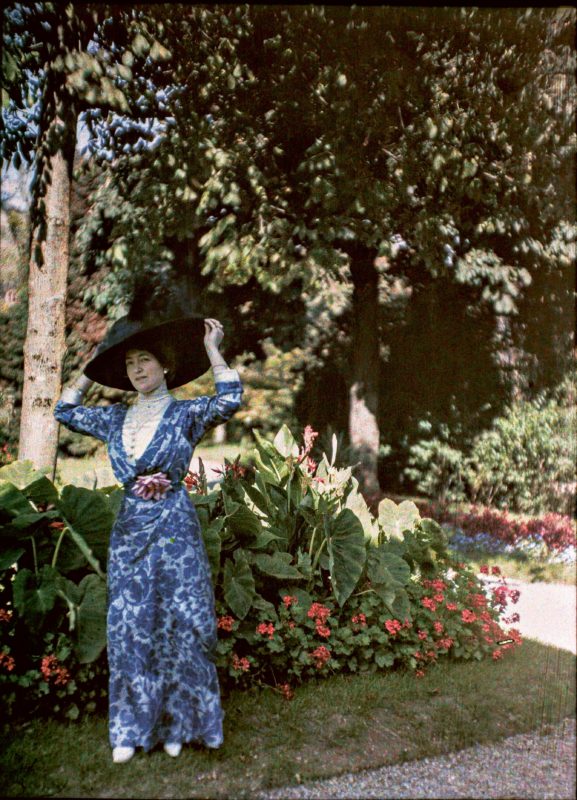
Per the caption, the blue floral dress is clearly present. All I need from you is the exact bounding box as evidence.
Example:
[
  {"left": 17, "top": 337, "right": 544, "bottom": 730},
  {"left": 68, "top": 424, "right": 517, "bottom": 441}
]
[{"left": 54, "top": 375, "right": 243, "bottom": 751}]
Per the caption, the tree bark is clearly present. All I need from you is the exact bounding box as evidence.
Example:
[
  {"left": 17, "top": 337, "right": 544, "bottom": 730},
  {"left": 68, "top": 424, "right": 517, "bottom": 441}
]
[
  {"left": 18, "top": 131, "right": 75, "bottom": 476},
  {"left": 347, "top": 244, "right": 381, "bottom": 497}
]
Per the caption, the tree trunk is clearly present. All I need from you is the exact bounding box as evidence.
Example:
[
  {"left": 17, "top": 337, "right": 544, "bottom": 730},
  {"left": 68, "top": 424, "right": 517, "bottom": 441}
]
[
  {"left": 18, "top": 132, "right": 75, "bottom": 476},
  {"left": 347, "top": 244, "right": 381, "bottom": 497}
]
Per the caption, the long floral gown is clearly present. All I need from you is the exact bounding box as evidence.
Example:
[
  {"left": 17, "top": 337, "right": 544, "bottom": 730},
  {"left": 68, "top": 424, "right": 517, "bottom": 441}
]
[{"left": 54, "top": 374, "right": 243, "bottom": 751}]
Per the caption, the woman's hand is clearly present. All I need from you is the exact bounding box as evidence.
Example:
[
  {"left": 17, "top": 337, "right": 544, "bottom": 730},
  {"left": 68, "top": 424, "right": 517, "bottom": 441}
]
[{"left": 204, "top": 318, "right": 225, "bottom": 351}]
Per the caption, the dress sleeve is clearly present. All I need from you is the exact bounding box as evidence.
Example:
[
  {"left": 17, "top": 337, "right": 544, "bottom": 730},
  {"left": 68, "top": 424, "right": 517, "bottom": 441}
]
[
  {"left": 54, "top": 400, "right": 115, "bottom": 443},
  {"left": 187, "top": 368, "right": 243, "bottom": 443}
]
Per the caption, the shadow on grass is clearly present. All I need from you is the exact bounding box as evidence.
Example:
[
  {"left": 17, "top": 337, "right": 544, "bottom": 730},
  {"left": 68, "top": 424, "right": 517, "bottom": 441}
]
[{"left": 1, "top": 640, "right": 575, "bottom": 799}]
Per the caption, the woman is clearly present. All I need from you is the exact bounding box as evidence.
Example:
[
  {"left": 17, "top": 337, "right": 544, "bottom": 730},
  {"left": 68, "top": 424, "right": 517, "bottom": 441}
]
[{"left": 54, "top": 314, "right": 243, "bottom": 763}]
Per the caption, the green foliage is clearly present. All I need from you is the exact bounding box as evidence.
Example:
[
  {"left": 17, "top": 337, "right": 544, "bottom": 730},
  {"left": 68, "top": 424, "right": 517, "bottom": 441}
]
[
  {"left": 465, "top": 381, "right": 576, "bottom": 515},
  {"left": 0, "top": 460, "right": 119, "bottom": 664},
  {"left": 404, "top": 376, "right": 576, "bottom": 515},
  {"left": 404, "top": 420, "right": 469, "bottom": 503}
]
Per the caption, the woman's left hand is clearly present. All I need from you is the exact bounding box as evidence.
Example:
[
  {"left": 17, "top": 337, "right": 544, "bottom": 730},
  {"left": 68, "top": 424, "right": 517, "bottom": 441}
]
[{"left": 204, "top": 318, "right": 224, "bottom": 351}]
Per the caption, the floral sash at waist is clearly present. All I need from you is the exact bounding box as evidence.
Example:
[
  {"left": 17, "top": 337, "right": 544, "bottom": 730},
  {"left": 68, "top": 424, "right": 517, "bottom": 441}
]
[{"left": 128, "top": 471, "right": 179, "bottom": 501}]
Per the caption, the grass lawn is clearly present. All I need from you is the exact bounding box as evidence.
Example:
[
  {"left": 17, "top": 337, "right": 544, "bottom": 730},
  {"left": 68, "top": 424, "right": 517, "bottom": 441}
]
[{"left": 1, "top": 640, "right": 574, "bottom": 799}]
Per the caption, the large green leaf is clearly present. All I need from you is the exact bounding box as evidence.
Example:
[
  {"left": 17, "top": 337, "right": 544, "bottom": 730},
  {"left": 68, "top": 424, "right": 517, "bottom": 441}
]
[
  {"left": 0, "top": 460, "right": 48, "bottom": 489},
  {"left": 367, "top": 547, "right": 411, "bottom": 588},
  {"left": 23, "top": 476, "right": 59, "bottom": 507},
  {"left": 326, "top": 508, "right": 366, "bottom": 606},
  {"left": 378, "top": 499, "right": 421, "bottom": 541},
  {"left": 242, "top": 482, "right": 271, "bottom": 516},
  {"left": 223, "top": 493, "right": 262, "bottom": 540},
  {"left": 201, "top": 517, "right": 224, "bottom": 582},
  {"left": 273, "top": 424, "right": 300, "bottom": 458},
  {"left": 0, "top": 546, "right": 25, "bottom": 570},
  {"left": 57, "top": 486, "right": 115, "bottom": 577},
  {"left": 252, "top": 551, "right": 304, "bottom": 580},
  {"left": 345, "top": 486, "right": 379, "bottom": 542},
  {"left": 74, "top": 574, "right": 107, "bottom": 664},
  {"left": 0, "top": 481, "right": 36, "bottom": 518},
  {"left": 223, "top": 550, "right": 255, "bottom": 619},
  {"left": 12, "top": 565, "right": 60, "bottom": 631}
]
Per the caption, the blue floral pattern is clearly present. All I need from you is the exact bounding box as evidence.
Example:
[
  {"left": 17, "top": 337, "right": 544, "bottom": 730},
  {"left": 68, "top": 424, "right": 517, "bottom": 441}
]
[{"left": 54, "top": 377, "right": 243, "bottom": 751}]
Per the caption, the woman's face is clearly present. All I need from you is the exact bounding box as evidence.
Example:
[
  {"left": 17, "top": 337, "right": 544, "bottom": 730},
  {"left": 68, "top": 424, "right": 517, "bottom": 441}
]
[{"left": 125, "top": 349, "right": 165, "bottom": 394}]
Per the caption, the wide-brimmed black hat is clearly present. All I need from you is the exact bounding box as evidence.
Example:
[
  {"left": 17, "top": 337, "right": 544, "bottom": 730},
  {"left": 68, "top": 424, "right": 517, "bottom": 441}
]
[{"left": 84, "top": 313, "right": 209, "bottom": 390}]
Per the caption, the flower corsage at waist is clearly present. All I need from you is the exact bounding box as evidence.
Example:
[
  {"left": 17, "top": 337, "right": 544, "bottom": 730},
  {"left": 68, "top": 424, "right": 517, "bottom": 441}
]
[{"left": 133, "top": 471, "right": 172, "bottom": 501}]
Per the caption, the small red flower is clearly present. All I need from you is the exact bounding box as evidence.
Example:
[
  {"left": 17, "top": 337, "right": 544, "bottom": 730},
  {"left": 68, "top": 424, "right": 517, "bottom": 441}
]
[
  {"left": 256, "top": 622, "right": 276, "bottom": 640},
  {"left": 445, "top": 602, "right": 458, "bottom": 611},
  {"left": 315, "top": 622, "right": 331, "bottom": 638},
  {"left": 421, "top": 597, "right": 437, "bottom": 612},
  {"left": 385, "top": 619, "right": 402, "bottom": 636},
  {"left": 307, "top": 603, "right": 330, "bottom": 623},
  {"left": 351, "top": 613, "right": 367, "bottom": 628},
  {"left": 310, "top": 645, "right": 331, "bottom": 669},
  {"left": 231, "top": 653, "right": 250, "bottom": 672},
  {"left": 279, "top": 682, "right": 295, "bottom": 700},
  {"left": 415, "top": 669, "right": 426, "bottom": 678},
  {"left": 492, "top": 648, "right": 504, "bottom": 660},
  {"left": 417, "top": 629, "right": 428, "bottom": 640},
  {"left": 0, "top": 652, "right": 15, "bottom": 671},
  {"left": 217, "top": 615, "right": 235, "bottom": 632},
  {"left": 480, "top": 565, "right": 489, "bottom": 574},
  {"left": 282, "top": 595, "right": 297, "bottom": 609},
  {"left": 461, "top": 609, "right": 477, "bottom": 623},
  {"left": 433, "top": 621, "right": 444, "bottom": 634}
]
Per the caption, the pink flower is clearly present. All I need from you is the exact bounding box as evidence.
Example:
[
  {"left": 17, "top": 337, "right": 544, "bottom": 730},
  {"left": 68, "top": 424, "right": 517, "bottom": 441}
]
[
  {"left": 421, "top": 597, "right": 437, "bottom": 612},
  {"left": 133, "top": 471, "right": 172, "bottom": 501},
  {"left": 231, "top": 653, "right": 250, "bottom": 672},
  {"left": 217, "top": 615, "right": 235, "bottom": 632},
  {"left": 433, "top": 621, "right": 444, "bottom": 634},
  {"left": 352, "top": 613, "right": 367, "bottom": 628},
  {"left": 308, "top": 603, "right": 331, "bottom": 623},
  {"left": 415, "top": 669, "right": 426, "bottom": 678},
  {"left": 310, "top": 645, "right": 331, "bottom": 669},
  {"left": 283, "top": 595, "right": 297, "bottom": 609},
  {"left": 417, "top": 629, "right": 428, "bottom": 640},
  {"left": 256, "top": 622, "right": 276, "bottom": 640},
  {"left": 461, "top": 609, "right": 477, "bottom": 623},
  {"left": 480, "top": 565, "right": 489, "bottom": 574},
  {"left": 445, "top": 602, "right": 458, "bottom": 611},
  {"left": 316, "top": 622, "right": 331, "bottom": 638},
  {"left": 385, "top": 619, "right": 402, "bottom": 636},
  {"left": 491, "top": 565, "right": 501, "bottom": 575},
  {"left": 0, "top": 652, "right": 15, "bottom": 671},
  {"left": 298, "top": 425, "right": 319, "bottom": 462}
]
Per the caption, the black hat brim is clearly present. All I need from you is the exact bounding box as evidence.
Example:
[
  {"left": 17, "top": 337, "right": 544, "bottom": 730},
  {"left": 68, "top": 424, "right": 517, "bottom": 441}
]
[{"left": 84, "top": 316, "right": 210, "bottom": 390}]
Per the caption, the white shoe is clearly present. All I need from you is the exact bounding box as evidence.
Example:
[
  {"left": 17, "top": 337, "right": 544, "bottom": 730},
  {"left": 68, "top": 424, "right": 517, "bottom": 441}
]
[
  {"left": 112, "top": 746, "right": 135, "bottom": 764},
  {"left": 164, "top": 742, "right": 182, "bottom": 758}
]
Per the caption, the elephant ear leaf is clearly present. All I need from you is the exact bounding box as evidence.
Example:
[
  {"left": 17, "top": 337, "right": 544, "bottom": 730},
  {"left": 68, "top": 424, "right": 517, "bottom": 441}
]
[
  {"left": 12, "top": 565, "right": 61, "bottom": 632},
  {"left": 326, "top": 508, "right": 366, "bottom": 606},
  {"left": 223, "top": 550, "right": 255, "bottom": 619},
  {"left": 0, "top": 460, "right": 48, "bottom": 489},
  {"left": 74, "top": 574, "right": 107, "bottom": 664},
  {"left": 378, "top": 498, "right": 420, "bottom": 541}
]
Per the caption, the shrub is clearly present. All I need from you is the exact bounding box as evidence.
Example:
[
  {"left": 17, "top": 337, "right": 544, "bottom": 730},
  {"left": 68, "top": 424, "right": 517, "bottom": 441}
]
[{"left": 465, "top": 387, "right": 575, "bottom": 515}]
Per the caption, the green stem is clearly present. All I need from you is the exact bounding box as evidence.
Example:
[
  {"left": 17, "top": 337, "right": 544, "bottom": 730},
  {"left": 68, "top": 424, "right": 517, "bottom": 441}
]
[
  {"left": 51, "top": 527, "right": 67, "bottom": 569},
  {"left": 30, "top": 536, "right": 38, "bottom": 577},
  {"left": 311, "top": 538, "right": 327, "bottom": 574},
  {"left": 308, "top": 524, "right": 319, "bottom": 559}
]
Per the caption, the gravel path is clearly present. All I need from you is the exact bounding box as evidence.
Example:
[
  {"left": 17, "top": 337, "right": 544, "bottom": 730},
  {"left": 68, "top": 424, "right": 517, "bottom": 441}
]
[{"left": 258, "top": 717, "right": 576, "bottom": 799}]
